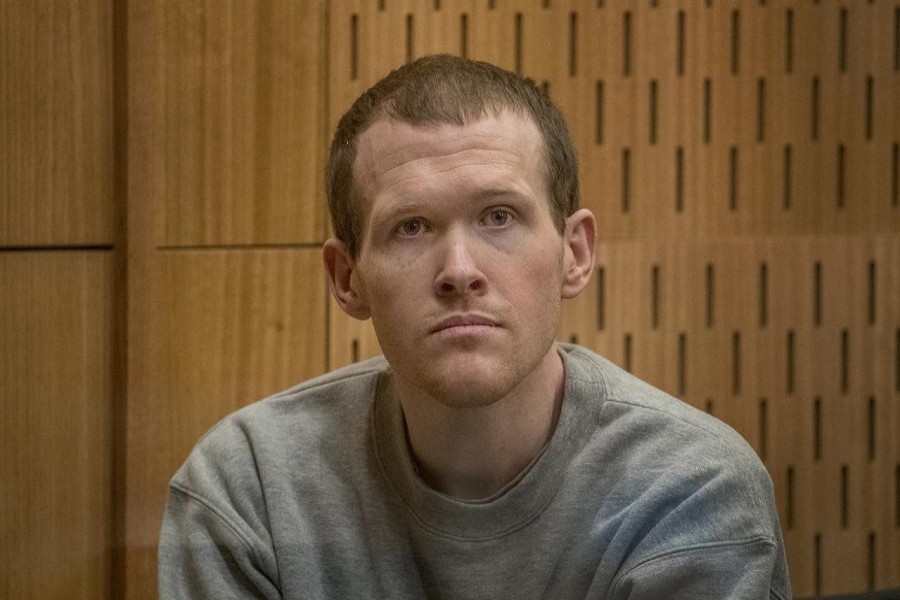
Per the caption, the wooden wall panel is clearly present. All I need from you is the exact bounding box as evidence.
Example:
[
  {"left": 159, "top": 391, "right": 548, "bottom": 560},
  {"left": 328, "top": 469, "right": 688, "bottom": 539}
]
[
  {"left": 327, "top": 2, "right": 899, "bottom": 595},
  {"left": 0, "top": 1, "right": 114, "bottom": 246},
  {"left": 146, "top": 0, "right": 328, "bottom": 247},
  {"left": 125, "top": 2, "right": 331, "bottom": 597},
  {"left": 124, "top": 249, "right": 328, "bottom": 599},
  {"left": 0, "top": 252, "right": 114, "bottom": 599}
]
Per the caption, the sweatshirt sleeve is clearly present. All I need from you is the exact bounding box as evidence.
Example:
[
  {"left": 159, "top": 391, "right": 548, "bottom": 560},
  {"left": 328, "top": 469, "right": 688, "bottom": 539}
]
[
  {"left": 158, "top": 482, "right": 282, "bottom": 599},
  {"left": 609, "top": 536, "right": 790, "bottom": 600}
]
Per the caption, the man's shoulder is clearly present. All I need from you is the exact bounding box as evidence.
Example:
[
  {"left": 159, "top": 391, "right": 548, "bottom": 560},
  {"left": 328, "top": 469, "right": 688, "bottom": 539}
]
[
  {"left": 225, "top": 355, "right": 388, "bottom": 430},
  {"left": 562, "top": 343, "right": 760, "bottom": 465},
  {"left": 169, "top": 356, "right": 389, "bottom": 492}
]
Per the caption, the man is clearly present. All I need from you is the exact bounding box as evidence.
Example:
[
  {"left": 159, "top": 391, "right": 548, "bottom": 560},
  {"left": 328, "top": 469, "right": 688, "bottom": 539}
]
[{"left": 159, "top": 55, "right": 791, "bottom": 598}]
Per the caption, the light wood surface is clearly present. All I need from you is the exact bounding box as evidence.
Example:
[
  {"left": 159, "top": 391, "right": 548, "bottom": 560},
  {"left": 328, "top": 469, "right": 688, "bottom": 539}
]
[
  {"left": 2, "top": 0, "right": 897, "bottom": 598},
  {"left": 0, "top": 252, "right": 114, "bottom": 599},
  {"left": 0, "top": 1, "right": 114, "bottom": 246},
  {"left": 124, "top": 248, "right": 328, "bottom": 599},
  {"left": 145, "top": 0, "right": 328, "bottom": 247},
  {"left": 324, "top": 4, "right": 898, "bottom": 594}
]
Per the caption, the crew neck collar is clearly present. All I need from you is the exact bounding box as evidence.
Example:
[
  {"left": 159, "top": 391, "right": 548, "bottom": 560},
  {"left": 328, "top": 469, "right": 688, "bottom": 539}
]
[{"left": 372, "top": 345, "right": 606, "bottom": 540}]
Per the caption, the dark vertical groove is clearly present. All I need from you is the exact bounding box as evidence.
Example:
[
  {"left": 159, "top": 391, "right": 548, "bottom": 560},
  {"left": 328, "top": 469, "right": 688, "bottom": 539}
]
[
  {"left": 406, "top": 14, "right": 414, "bottom": 63},
  {"left": 596, "top": 80, "right": 605, "bottom": 145},
  {"left": 840, "top": 7, "right": 848, "bottom": 72},
  {"left": 514, "top": 13, "right": 523, "bottom": 75},
  {"left": 434, "top": 0, "right": 441, "bottom": 9},
  {"left": 570, "top": 12, "right": 578, "bottom": 77},
  {"left": 868, "top": 532, "right": 876, "bottom": 590},
  {"left": 757, "top": 78, "right": 766, "bottom": 142},
  {"left": 706, "top": 263, "right": 714, "bottom": 328},
  {"left": 760, "top": 262, "right": 768, "bottom": 327},
  {"left": 703, "top": 79, "right": 712, "bottom": 143},
  {"left": 892, "top": 143, "right": 898, "bottom": 206},
  {"left": 569, "top": 333, "right": 578, "bottom": 344},
  {"left": 649, "top": 80, "right": 658, "bottom": 145},
  {"left": 460, "top": 13, "right": 468, "bottom": 58},
  {"left": 814, "top": 533, "right": 822, "bottom": 595},
  {"left": 350, "top": 14, "right": 359, "bottom": 80},
  {"left": 869, "top": 260, "right": 876, "bottom": 325},
  {"left": 787, "top": 467, "right": 795, "bottom": 529},
  {"left": 784, "top": 145, "right": 793, "bottom": 210},
  {"left": 731, "top": 10, "right": 740, "bottom": 75},
  {"left": 378, "top": 0, "right": 385, "bottom": 10},
  {"left": 622, "top": 148, "right": 631, "bottom": 213},
  {"left": 759, "top": 398, "right": 768, "bottom": 461},
  {"left": 729, "top": 146, "right": 738, "bottom": 211},
  {"left": 623, "top": 11, "right": 632, "bottom": 76},
  {"left": 896, "top": 463, "right": 900, "bottom": 527},
  {"left": 597, "top": 267, "right": 606, "bottom": 330},
  {"left": 785, "top": 8, "right": 794, "bottom": 73},
  {"left": 814, "top": 397, "right": 822, "bottom": 461},
  {"left": 896, "top": 328, "right": 900, "bottom": 392},
  {"left": 677, "top": 10, "right": 686, "bottom": 76},
  {"left": 651, "top": 264, "right": 660, "bottom": 329},
  {"left": 841, "top": 464, "right": 849, "bottom": 528},
  {"left": 814, "top": 261, "right": 823, "bottom": 326},
  {"left": 865, "top": 76, "right": 874, "bottom": 140},
  {"left": 868, "top": 396, "right": 876, "bottom": 461},
  {"left": 624, "top": 333, "right": 633, "bottom": 372},
  {"left": 811, "top": 77, "right": 820, "bottom": 141},
  {"left": 732, "top": 331, "right": 741, "bottom": 395},
  {"left": 837, "top": 144, "right": 846, "bottom": 208},
  {"left": 111, "top": 0, "right": 129, "bottom": 595},
  {"left": 675, "top": 146, "right": 684, "bottom": 212},
  {"left": 841, "top": 329, "right": 850, "bottom": 393},
  {"left": 488, "top": 0, "right": 495, "bottom": 9},
  {"left": 705, "top": 399, "right": 714, "bottom": 414},
  {"left": 351, "top": 339, "right": 360, "bottom": 363},
  {"left": 787, "top": 330, "right": 795, "bottom": 395},
  {"left": 678, "top": 333, "right": 687, "bottom": 396}
]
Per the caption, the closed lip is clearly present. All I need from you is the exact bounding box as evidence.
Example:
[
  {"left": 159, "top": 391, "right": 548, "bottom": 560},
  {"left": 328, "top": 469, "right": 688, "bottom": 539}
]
[{"left": 430, "top": 314, "right": 499, "bottom": 334}]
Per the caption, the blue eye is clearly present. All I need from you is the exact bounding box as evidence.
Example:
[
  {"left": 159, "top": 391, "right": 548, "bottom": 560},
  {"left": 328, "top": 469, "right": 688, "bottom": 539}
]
[
  {"left": 398, "top": 219, "right": 425, "bottom": 236},
  {"left": 486, "top": 209, "right": 512, "bottom": 227}
]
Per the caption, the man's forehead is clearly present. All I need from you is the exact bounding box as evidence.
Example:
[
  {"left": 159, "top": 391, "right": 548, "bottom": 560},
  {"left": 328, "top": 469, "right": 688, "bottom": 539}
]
[{"left": 353, "top": 111, "right": 544, "bottom": 176}]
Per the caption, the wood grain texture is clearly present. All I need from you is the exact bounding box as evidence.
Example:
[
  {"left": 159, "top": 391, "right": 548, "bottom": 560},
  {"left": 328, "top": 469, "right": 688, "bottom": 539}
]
[
  {"left": 327, "top": 3, "right": 899, "bottom": 594},
  {"left": 124, "top": 248, "right": 328, "bottom": 599},
  {"left": 146, "top": 0, "right": 328, "bottom": 246},
  {"left": 0, "top": 0, "right": 114, "bottom": 246},
  {"left": 0, "top": 252, "right": 114, "bottom": 599}
]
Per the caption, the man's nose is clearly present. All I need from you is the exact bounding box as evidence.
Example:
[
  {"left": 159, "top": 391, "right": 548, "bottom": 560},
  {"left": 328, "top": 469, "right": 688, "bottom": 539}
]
[{"left": 433, "top": 233, "right": 487, "bottom": 297}]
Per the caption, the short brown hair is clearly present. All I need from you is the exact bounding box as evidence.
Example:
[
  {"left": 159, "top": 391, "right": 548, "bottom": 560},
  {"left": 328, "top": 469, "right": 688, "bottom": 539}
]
[{"left": 326, "top": 54, "right": 580, "bottom": 258}]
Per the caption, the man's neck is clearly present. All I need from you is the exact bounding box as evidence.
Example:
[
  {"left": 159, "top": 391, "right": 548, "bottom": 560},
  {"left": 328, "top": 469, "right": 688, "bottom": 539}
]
[{"left": 395, "top": 346, "right": 566, "bottom": 500}]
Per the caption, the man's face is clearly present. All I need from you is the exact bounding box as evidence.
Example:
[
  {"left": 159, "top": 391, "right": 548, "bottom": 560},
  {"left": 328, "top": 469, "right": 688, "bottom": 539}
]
[{"left": 345, "top": 111, "right": 570, "bottom": 407}]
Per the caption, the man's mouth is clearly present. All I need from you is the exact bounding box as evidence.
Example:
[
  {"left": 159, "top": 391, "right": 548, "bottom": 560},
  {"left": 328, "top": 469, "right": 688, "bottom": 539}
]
[{"left": 431, "top": 314, "right": 500, "bottom": 335}]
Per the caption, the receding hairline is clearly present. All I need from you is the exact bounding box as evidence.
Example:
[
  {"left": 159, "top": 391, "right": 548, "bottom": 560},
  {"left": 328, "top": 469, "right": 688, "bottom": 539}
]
[{"left": 348, "top": 106, "right": 555, "bottom": 214}]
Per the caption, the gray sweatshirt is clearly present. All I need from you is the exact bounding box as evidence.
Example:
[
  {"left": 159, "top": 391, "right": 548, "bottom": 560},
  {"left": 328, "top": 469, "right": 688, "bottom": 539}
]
[{"left": 159, "top": 344, "right": 791, "bottom": 599}]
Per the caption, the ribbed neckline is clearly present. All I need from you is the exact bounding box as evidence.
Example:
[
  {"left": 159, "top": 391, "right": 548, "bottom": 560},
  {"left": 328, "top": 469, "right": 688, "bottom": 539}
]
[{"left": 372, "top": 345, "right": 606, "bottom": 541}]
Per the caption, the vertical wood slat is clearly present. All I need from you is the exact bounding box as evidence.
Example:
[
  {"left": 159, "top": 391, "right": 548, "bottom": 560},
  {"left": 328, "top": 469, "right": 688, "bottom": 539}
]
[
  {"left": 0, "top": 1, "right": 114, "bottom": 246},
  {"left": 125, "top": 3, "right": 330, "bottom": 599},
  {"left": 157, "top": 1, "right": 328, "bottom": 247},
  {"left": 0, "top": 253, "right": 114, "bottom": 599}
]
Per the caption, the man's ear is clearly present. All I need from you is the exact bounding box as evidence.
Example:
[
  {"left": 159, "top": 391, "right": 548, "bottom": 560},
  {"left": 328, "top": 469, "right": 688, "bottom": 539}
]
[
  {"left": 561, "top": 208, "right": 597, "bottom": 299},
  {"left": 323, "top": 239, "right": 371, "bottom": 320}
]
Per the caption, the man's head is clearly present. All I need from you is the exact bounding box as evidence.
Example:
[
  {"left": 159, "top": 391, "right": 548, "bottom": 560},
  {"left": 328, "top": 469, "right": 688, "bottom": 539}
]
[
  {"left": 326, "top": 54, "right": 580, "bottom": 258},
  {"left": 323, "top": 56, "right": 596, "bottom": 409}
]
